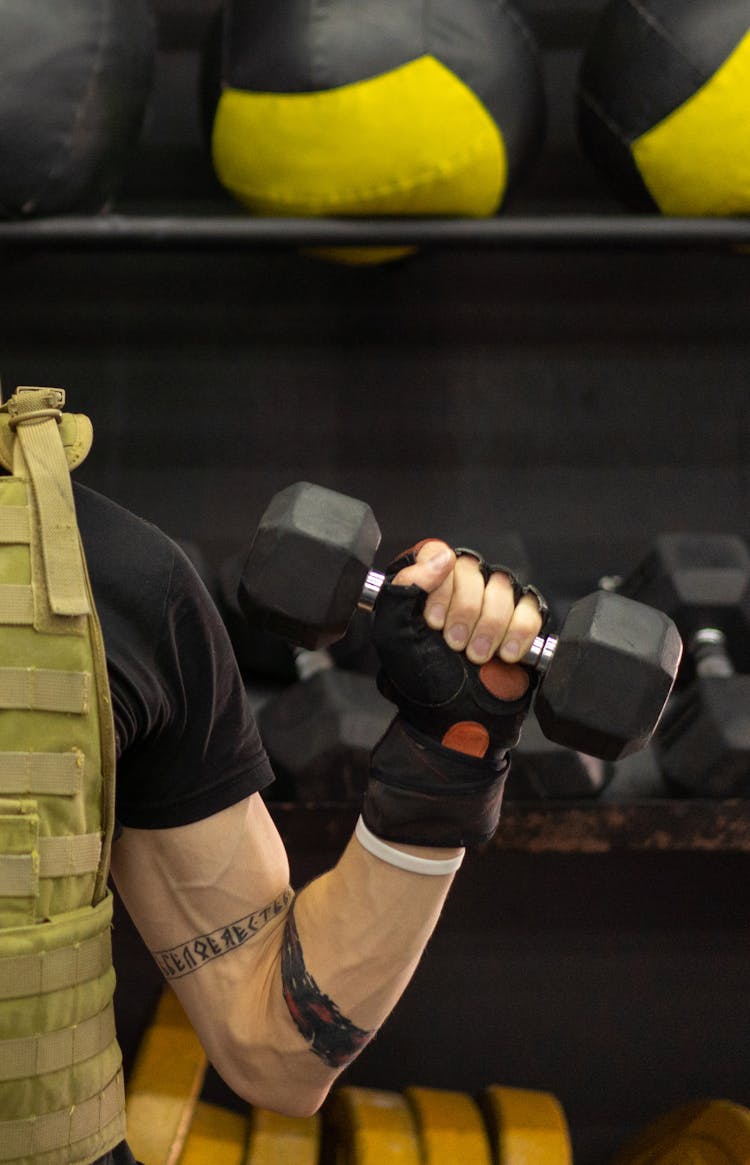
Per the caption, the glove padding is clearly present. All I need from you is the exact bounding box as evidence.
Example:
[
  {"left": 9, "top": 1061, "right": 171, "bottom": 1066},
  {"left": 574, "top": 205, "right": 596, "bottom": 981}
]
[
  {"left": 372, "top": 581, "right": 535, "bottom": 759},
  {"left": 363, "top": 577, "right": 538, "bottom": 848}
]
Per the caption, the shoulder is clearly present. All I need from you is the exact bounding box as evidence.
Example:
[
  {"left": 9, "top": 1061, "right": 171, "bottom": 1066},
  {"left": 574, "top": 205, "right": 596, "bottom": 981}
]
[
  {"left": 72, "top": 481, "right": 205, "bottom": 753},
  {"left": 72, "top": 483, "right": 274, "bottom": 827},
  {"left": 73, "top": 481, "right": 213, "bottom": 652},
  {"left": 74, "top": 481, "right": 178, "bottom": 615}
]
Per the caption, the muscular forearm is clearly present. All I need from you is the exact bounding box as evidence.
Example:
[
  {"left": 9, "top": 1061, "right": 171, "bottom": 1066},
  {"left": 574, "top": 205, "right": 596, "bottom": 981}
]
[
  {"left": 112, "top": 799, "right": 461, "bottom": 1117},
  {"left": 289, "top": 835, "right": 459, "bottom": 1043},
  {"left": 230, "top": 834, "right": 461, "bottom": 1115}
]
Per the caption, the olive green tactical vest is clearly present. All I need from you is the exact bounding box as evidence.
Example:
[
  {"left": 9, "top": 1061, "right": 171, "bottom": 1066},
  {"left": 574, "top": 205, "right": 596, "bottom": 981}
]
[{"left": 0, "top": 389, "right": 123, "bottom": 1165}]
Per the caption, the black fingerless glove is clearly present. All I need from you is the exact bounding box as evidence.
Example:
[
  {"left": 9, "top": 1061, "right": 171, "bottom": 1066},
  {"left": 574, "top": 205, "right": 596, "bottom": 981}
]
[{"left": 363, "top": 568, "right": 538, "bottom": 849}]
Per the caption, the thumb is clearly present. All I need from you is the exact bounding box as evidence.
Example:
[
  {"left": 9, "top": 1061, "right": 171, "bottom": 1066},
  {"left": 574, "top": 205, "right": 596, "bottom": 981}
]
[{"left": 392, "top": 542, "right": 455, "bottom": 592}]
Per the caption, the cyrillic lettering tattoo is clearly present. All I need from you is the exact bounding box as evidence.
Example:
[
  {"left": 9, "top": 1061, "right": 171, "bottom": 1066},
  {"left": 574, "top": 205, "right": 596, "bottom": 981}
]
[
  {"left": 281, "top": 904, "right": 372, "bottom": 1069},
  {"left": 153, "top": 886, "right": 294, "bottom": 980}
]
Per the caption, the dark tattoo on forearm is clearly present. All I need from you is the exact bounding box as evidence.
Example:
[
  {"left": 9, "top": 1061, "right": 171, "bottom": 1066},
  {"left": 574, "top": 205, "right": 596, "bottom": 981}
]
[
  {"left": 153, "top": 886, "right": 294, "bottom": 980},
  {"left": 281, "top": 905, "right": 373, "bottom": 1069}
]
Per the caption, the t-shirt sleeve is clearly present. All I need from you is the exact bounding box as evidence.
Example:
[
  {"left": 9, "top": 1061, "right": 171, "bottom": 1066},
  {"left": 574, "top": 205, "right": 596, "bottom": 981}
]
[{"left": 113, "top": 542, "right": 275, "bottom": 830}]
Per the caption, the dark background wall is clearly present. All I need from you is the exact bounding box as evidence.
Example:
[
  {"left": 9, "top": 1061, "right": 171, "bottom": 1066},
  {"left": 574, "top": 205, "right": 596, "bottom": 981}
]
[
  {"left": 4, "top": 245, "right": 748, "bottom": 602},
  {"left": 2, "top": 0, "right": 747, "bottom": 599},
  {"left": 2, "top": 1, "right": 749, "bottom": 1161}
]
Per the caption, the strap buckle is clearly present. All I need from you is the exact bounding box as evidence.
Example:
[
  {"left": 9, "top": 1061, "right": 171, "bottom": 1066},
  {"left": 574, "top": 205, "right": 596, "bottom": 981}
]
[{"left": 6, "top": 387, "right": 66, "bottom": 430}]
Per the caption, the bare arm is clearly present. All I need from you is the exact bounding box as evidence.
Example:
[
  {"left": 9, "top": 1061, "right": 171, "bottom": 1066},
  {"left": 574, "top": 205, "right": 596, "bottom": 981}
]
[
  {"left": 111, "top": 793, "right": 459, "bottom": 1115},
  {"left": 111, "top": 543, "right": 542, "bottom": 1115}
]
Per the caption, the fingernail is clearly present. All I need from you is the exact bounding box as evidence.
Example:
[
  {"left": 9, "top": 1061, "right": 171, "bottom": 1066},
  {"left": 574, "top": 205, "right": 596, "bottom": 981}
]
[
  {"left": 426, "top": 603, "right": 446, "bottom": 628},
  {"left": 427, "top": 547, "right": 452, "bottom": 571},
  {"left": 502, "top": 639, "right": 521, "bottom": 662},
  {"left": 447, "top": 623, "right": 468, "bottom": 649},
  {"left": 469, "top": 634, "right": 492, "bottom": 661}
]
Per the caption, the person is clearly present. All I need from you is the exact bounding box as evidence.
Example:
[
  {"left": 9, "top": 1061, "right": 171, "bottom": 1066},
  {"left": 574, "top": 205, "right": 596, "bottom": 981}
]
[
  {"left": 0, "top": 389, "right": 544, "bottom": 1165},
  {"left": 105, "top": 507, "right": 544, "bottom": 1163}
]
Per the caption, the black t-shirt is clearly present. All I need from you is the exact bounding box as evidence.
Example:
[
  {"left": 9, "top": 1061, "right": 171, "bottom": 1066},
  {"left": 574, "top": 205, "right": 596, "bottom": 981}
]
[
  {"left": 74, "top": 482, "right": 275, "bottom": 828},
  {"left": 72, "top": 484, "right": 275, "bottom": 1165}
]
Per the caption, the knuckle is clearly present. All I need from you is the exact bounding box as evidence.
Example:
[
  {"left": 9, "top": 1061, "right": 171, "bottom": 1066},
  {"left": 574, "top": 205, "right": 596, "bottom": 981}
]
[
  {"left": 486, "top": 571, "right": 516, "bottom": 602},
  {"left": 512, "top": 598, "right": 543, "bottom": 639}
]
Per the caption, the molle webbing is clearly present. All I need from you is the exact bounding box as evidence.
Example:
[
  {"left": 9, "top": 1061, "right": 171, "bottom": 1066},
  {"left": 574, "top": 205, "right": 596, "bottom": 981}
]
[{"left": 0, "top": 389, "right": 124, "bottom": 1165}]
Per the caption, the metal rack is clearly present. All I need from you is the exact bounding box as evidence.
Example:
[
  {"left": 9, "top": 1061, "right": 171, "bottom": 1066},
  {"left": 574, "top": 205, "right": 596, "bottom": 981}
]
[
  {"left": 2, "top": 212, "right": 749, "bottom": 252},
  {"left": 270, "top": 798, "right": 750, "bottom": 856}
]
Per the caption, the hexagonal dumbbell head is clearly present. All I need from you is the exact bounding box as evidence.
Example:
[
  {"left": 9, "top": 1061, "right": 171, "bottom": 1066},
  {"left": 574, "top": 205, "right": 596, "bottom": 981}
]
[
  {"left": 619, "top": 534, "right": 750, "bottom": 678},
  {"left": 259, "top": 668, "right": 396, "bottom": 802},
  {"left": 535, "top": 590, "right": 683, "bottom": 761},
  {"left": 238, "top": 482, "right": 382, "bottom": 649}
]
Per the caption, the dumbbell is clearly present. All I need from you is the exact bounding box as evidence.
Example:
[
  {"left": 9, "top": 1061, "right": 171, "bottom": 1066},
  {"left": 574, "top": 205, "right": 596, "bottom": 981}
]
[
  {"left": 617, "top": 532, "right": 750, "bottom": 685},
  {"left": 619, "top": 533, "right": 750, "bottom": 795},
  {"left": 237, "top": 482, "right": 683, "bottom": 762},
  {"left": 258, "top": 648, "right": 396, "bottom": 803},
  {"left": 505, "top": 710, "right": 610, "bottom": 800}
]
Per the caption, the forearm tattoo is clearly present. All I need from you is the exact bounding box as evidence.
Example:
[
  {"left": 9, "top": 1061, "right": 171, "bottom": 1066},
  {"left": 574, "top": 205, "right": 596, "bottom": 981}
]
[
  {"left": 281, "top": 904, "right": 373, "bottom": 1069},
  {"left": 153, "top": 886, "right": 294, "bottom": 980}
]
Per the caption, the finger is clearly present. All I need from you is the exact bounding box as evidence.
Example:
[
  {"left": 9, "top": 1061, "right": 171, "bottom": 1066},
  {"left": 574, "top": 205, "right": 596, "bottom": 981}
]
[
  {"left": 465, "top": 571, "right": 517, "bottom": 664},
  {"left": 391, "top": 541, "right": 456, "bottom": 597},
  {"left": 442, "top": 554, "right": 487, "bottom": 652},
  {"left": 423, "top": 560, "right": 455, "bottom": 630},
  {"left": 497, "top": 592, "right": 545, "bottom": 663}
]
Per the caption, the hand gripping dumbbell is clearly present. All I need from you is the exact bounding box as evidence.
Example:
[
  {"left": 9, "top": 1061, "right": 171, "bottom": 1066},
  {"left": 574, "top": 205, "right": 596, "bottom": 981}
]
[
  {"left": 237, "top": 482, "right": 683, "bottom": 762},
  {"left": 619, "top": 532, "right": 750, "bottom": 794}
]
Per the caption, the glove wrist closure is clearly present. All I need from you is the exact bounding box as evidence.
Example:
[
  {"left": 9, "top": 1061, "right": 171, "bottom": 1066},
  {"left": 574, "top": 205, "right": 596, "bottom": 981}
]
[{"left": 363, "top": 718, "right": 509, "bottom": 848}]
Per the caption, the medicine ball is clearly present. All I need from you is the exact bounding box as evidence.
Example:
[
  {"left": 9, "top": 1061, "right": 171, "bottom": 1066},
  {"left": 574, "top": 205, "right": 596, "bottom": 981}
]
[
  {"left": 577, "top": 0, "right": 750, "bottom": 215},
  {"left": 0, "top": 0, "right": 156, "bottom": 218},
  {"left": 201, "top": 0, "right": 546, "bottom": 261}
]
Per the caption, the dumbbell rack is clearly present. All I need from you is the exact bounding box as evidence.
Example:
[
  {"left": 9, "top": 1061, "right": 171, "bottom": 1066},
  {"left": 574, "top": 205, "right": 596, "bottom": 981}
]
[
  {"left": 2, "top": 213, "right": 750, "bottom": 251},
  {"left": 271, "top": 797, "right": 750, "bottom": 856}
]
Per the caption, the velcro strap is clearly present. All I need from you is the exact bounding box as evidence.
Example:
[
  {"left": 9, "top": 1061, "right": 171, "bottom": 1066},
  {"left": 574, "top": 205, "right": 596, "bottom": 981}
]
[
  {"left": 0, "top": 834, "right": 101, "bottom": 896},
  {"left": 0, "top": 808, "right": 38, "bottom": 902},
  {"left": 0, "top": 507, "right": 30, "bottom": 544},
  {"left": 0, "top": 1005, "right": 116, "bottom": 1081},
  {"left": 0, "top": 585, "right": 33, "bottom": 625},
  {"left": 39, "top": 833, "right": 102, "bottom": 878},
  {"left": 8, "top": 393, "right": 90, "bottom": 617},
  {"left": 0, "top": 930, "right": 111, "bottom": 1000},
  {"left": 0, "top": 668, "right": 89, "bottom": 713},
  {"left": 0, "top": 1069, "right": 124, "bottom": 1160},
  {"left": 0, "top": 750, "right": 82, "bottom": 796}
]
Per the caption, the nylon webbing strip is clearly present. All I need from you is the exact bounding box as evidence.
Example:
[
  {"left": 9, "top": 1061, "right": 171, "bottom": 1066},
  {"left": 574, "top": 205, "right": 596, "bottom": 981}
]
[
  {"left": 0, "top": 834, "right": 100, "bottom": 896},
  {"left": 0, "top": 507, "right": 30, "bottom": 544},
  {"left": 39, "top": 833, "right": 101, "bottom": 878},
  {"left": 0, "top": 750, "right": 81, "bottom": 796},
  {"left": 0, "top": 585, "right": 33, "bottom": 624},
  {"left": 12, "top": 401, "right": 90, "bottom": 617},
  {"left": 0, "top": 1006, "right": 116, "bottom": 1082},
  {"left": 0, "top": 930, "right": 111, "bottom": 1000},
  {"left": 0, "top": 854, "right": 35, "bottom": 897},
  {"left": 0, "top": 1069, "right": 124, "bottom": 1160},
  {"left": 0, "top": 668, "right": 89, "bottom": 713}
]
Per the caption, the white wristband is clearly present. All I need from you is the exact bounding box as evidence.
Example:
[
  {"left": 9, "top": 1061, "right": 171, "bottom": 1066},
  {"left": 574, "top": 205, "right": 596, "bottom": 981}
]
[{"left": 355, "top": 816, "right": 465, "bottom": 876}]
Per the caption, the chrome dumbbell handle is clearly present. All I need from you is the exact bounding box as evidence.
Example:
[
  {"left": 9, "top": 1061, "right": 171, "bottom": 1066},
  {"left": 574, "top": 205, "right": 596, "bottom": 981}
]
[
  {"left": 690, "top": 627, "right": 734, "bottom": 678},
  {"left": 358, "top": 569, "right": 386, "bottom": 615}
]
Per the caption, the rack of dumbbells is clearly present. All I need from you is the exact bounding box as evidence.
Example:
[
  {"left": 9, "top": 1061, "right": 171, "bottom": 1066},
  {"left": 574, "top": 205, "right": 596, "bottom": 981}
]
[{"left": 195, "top": 488, "right": 750, "bottom": 858}]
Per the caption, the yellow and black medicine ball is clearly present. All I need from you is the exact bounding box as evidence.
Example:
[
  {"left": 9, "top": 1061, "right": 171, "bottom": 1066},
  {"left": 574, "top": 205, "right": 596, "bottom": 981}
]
[
  {"left": 0, "top": 0, "right": 155, "bottom": 218},
  {"left": 577, "top": 0, "right": 750, "bottom": 215},
  {"left": 202, "top": 0, "right": 546, "bottom": 240}
]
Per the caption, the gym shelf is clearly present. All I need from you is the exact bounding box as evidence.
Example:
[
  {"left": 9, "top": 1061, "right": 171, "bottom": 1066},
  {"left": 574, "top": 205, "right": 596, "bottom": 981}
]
[
  {"left": 269, "top": 800, "right": 750, "bottom": 855},
  {"left": 1, "top": 213, "right": 750, "bottom": 252}
]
